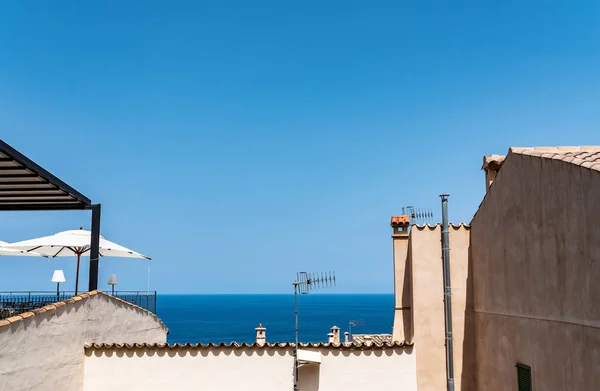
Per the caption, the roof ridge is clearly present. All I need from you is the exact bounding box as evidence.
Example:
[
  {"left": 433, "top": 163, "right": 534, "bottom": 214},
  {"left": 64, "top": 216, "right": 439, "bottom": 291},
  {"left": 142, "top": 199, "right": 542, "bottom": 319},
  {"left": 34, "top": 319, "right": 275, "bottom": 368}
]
[
  {"left": 0, "top": 290, "right": 168, "bottom": 333},
  {"left": 412, "top": 223, "right": 470, "bottom": 230},
  {"left": 84, "top": 340, "right": 414, "bottom": 350},
  {"left": 509, "top": 146, "right": 600, "bottom": 172}
]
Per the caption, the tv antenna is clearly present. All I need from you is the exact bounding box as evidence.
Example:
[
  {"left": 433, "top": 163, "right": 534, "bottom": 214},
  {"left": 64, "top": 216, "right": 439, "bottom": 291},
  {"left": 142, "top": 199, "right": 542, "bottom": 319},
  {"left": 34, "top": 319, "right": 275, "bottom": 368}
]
[
  {"left": 402, "top": 206, "right": 434, "bottom": 225},
  {"left": 348, "top": 319, "right": 364, "bottom": 341},
  {"left": 293, "top": 271, "right": 336, "bottom": 391}
]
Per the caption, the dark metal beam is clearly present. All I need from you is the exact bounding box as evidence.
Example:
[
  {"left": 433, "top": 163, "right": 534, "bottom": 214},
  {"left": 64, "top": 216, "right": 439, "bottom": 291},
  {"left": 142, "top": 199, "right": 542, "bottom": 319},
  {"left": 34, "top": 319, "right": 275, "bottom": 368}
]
[
  {"left": 0, "top": 188, "right": 59, "bottom": 193},
  {"left": 88, "top": 204, "right": 101, "bottom": 291},
  {"left": 0, "top": 193, "right": 70, "bottom": 198},
  {"left": 0, "top": 199, "right": 82, "bottom": 204},
  {"left": 0, "top": 166, "right": 27, "bottom": 171},
  {"left": 0, "top": 203, "right": 86, "bottom": 211},
  {"left": 0, "top": 173, "right": 37, "bottom": 178},
  {"left": 0, "top": 180, "right": 50, "bottom": 186}
]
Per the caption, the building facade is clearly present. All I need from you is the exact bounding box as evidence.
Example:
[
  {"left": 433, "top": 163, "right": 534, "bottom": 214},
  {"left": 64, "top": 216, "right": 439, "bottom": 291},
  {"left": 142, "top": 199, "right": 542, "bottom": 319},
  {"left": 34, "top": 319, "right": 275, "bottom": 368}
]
[
  {"left": 0, "top": 291, "right": 168, "bottom": 391},
  {"left": 390, "top": 146, "right": 600, "bottom": 391},
  {"left": 391, "top": 217, "right": 475, "bottom": 391},
  {"left": 471, "top": 147, "right": 600, "bottom": 390}
]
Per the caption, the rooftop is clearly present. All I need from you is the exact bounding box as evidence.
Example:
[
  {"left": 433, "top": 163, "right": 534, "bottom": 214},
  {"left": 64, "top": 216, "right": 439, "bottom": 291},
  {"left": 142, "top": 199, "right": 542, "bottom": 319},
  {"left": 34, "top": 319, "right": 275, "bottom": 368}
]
[
  {"left": 86, "top": 339, "right": 412, "bottom": 351},
  {"left": 510, "top": 146, "right": 600, "bottom": 171},
  {"left": 484, "top": 146, "right": 600, "bottom": 173},
  {"left": 0, "top": 290, "right": 166, "bottom": 332},
  {"left": 351, "top": 334, "right": 393, "bottom": 345}
]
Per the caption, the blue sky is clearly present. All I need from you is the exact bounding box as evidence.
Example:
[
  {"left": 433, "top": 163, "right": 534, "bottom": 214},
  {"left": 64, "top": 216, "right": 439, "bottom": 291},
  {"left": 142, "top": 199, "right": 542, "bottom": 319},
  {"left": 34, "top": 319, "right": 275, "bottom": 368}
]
[{"left": 0, "top": 1, "right": 598, "bottom": 293}]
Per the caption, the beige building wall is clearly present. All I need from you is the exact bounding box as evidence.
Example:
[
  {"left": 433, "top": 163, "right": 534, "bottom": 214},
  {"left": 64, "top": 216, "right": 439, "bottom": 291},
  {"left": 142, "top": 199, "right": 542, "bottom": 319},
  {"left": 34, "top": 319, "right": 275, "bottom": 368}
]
[
  {"left": 83, "top": 345, "right": 417, "bottom": 391},
  {"left": 471, "top": 152, "right": 600, "bottom": 390},
  {"left": 0, "top": 292, "right": 167, "bottom": 391},
  {"left": 409, "top": 224, "right": 476, "bottom": 391},
  {"left": 391, "top": 216, "right": 413, "bottom": 343}
]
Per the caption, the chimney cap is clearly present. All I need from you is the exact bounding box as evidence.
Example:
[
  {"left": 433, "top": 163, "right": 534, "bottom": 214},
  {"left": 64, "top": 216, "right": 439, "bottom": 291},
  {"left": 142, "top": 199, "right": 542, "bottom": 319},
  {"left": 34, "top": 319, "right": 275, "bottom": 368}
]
[
  {"left": 390, "top": 215, "right": 410, "bottom": 226},
  {"left": 482, "top": 155, "right": 506, "bottom": 171},
  {"left": 331, "top": 326, "right": 340, "bottom": 331}
]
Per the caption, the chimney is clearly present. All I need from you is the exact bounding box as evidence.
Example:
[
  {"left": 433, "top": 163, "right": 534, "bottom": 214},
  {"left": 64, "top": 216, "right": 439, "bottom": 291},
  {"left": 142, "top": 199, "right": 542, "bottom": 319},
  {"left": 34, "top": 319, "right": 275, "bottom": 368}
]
[
  {"left": 330, "top": 326, "right": 340, "bottom": 344},
  {"left": 391, "top": 215, "right": 412, "bottom": 344},
  {"left": 344, "top": 332, "right": 350, "bottom": 343},
  {"left": 482, "top": 155, "right": 505, "bottom": 192},
  {"left": 363, "top": 335, "right": 373, "bottom": 346},
  {"left": 390, "top": 215, "right": 410, "bottom": 237},
  {"left": 327, "top": 333, "right": 335, "bottom": 343},
  {"left": 255, "top": 323, "right": 266, "bottom": 346}
]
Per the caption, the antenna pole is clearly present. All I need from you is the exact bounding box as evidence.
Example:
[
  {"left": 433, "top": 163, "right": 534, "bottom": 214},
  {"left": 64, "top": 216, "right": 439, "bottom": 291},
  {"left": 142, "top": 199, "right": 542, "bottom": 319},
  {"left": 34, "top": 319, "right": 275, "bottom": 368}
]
[
  {"left": 294, "top": 283, "right": 299, "bottom": 391},
  {"left": 292, "top": 271, "right": 336, "bottom": 390}
]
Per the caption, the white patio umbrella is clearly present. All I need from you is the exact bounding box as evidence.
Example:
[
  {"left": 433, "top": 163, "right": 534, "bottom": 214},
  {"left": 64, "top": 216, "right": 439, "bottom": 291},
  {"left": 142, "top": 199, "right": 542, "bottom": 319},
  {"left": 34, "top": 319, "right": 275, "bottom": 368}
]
[
  {"left": 6, "top": 228, "right": 150, "bottom": 294},
  {"left": 0, "top": 241, "right": 47, "bottom": 257}
]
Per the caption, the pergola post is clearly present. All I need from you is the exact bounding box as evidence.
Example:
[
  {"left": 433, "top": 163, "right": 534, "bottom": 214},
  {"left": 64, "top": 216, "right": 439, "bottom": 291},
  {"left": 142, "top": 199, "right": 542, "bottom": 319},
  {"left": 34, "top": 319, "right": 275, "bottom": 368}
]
[{"left": 88, "top": 204, "right": 101, "bottom": 291}]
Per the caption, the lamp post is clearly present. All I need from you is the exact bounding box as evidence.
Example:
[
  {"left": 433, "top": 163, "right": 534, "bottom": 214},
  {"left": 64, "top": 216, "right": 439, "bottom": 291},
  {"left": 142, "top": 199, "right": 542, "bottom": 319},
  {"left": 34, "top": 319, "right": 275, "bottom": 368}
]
[
  {"left": 107, "top": 274, "right": 118, "bottom": 295},
  {"left": 51, "top": 270, "right": 66, "bottom": 301}
]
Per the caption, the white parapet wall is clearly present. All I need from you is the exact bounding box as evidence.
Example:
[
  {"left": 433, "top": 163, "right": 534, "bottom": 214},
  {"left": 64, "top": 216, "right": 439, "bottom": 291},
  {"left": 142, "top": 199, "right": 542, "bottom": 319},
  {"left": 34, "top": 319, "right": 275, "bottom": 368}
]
[
  {"left": 0, "top": 291, "right": 168, "bottom": 391},
  {"left": 83, "top": 343, "right": 417, "bottom": 391}
]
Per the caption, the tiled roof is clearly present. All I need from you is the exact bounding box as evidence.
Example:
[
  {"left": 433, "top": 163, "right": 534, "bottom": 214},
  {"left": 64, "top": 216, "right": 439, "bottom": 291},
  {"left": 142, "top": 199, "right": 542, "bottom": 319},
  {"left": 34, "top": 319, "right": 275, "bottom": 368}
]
[
  {"left": 390, "top": 215, "right": 410, "bottom": 226},
  {"left": 351, "top": 334, "right": 393, "bottom": 345},
  {"left": 0, "top": 290, "right": 168, "bottom": 332},
  {"left": 412, "top": 223, "right": 470, "bottom": 230},
  {"left": 85, "top": 340, "right": 412, "bottom": 350},
  {"left": 482, "top": 154, "right": 506, "bottom": 170},
  {"left": 509, "top": 146, "right": 600, "bottom": 171}
]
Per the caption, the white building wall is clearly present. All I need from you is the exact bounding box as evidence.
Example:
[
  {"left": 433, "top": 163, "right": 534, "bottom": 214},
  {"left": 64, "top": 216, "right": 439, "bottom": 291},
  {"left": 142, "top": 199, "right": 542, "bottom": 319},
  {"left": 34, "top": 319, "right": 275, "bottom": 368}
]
[
  {"left": 316, "top": 348, "right": 417, "bottom": 391},
  {"left": 0, "top": 292, "right": 167, "bottom": 391},
  {"left": 83, "top": 346, "right": 417, "bottom": 391}
]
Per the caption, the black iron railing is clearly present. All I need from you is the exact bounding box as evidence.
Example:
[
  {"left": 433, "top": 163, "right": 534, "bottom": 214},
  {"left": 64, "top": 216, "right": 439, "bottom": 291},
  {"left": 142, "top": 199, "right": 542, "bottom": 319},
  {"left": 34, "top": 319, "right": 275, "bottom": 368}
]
[{"left": 0, "top": 291, "right": 157, "bottom": 320}]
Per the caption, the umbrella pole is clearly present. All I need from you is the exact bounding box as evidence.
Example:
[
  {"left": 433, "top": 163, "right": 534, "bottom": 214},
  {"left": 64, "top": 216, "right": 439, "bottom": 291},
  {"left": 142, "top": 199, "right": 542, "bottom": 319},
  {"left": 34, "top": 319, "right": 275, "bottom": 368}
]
[{"left": 75, "top": 253, "right": 81, "bottom": 295}]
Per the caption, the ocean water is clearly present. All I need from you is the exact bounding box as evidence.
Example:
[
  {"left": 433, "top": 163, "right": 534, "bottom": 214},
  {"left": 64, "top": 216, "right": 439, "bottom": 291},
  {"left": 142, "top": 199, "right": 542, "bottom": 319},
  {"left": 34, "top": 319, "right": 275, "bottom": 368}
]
[{"left": 157, "top": 294, "right": 394, "bottom": 344}]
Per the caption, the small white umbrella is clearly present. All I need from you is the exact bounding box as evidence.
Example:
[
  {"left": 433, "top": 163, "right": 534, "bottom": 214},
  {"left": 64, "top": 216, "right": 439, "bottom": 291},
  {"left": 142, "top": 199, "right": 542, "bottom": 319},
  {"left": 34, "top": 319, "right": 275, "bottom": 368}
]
[
  {"left": 0, "top": 241, "right": 48, "bottom": 257},
  {"left": 6, "top": 227, "right": 150, "bottom": 294}
]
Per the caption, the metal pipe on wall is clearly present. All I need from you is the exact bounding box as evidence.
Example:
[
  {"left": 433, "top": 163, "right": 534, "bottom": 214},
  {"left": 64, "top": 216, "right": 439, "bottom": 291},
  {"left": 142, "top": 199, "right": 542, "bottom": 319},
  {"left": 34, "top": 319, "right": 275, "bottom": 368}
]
[{"left": 440, "top": 194, "right": 455, "bottom": 391}]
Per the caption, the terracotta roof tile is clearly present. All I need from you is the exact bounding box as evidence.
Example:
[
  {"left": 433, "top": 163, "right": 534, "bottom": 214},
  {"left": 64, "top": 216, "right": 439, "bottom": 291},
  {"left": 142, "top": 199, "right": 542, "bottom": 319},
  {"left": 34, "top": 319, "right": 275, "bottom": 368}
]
[
  {"left": 351, "top": 334, "right": 393, "bottom": 345},
  {"left": 85, "top": 340, "right": 413, "bottom": 351},
  {"left": 482, "top": 154, "right": 506, "bottom": 170},
  {"left": 509, "top": 147, "right": 600, "bottom": 172},
  {"left": 413, "top": 223, "right": 470, "bottom": 231},
  {"left": 5, "top": 315, "right": 23, "bottom": 323},
  {"left": 390, "top": 215, "right": 410, "bottom": 226},
  {"left": 0, "top": 291, "right": 168, "bottom": 333}
]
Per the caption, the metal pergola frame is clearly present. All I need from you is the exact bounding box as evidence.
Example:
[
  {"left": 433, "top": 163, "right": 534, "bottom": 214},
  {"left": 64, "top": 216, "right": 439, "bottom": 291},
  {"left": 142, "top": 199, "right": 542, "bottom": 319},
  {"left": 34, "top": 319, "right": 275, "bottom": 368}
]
[{"left": 0, "top": 139, "right": 102, "bottom": 290}]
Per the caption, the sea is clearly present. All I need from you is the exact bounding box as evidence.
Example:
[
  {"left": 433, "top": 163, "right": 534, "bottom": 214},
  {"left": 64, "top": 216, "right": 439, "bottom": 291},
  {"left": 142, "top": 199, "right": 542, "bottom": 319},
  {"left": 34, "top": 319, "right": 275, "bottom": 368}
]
[{"left": 157, "top": 294, "right": 394, "bottom": 344}]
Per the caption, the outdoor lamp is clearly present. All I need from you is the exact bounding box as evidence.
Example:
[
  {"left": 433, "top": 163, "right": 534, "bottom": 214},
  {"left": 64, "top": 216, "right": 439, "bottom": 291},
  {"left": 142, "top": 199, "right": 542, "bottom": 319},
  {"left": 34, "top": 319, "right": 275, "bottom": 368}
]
[
  {"left": 51, "top": 270, "right": 66, "bottom": 301},
  {"left": 107, "top": 274, "right": 118, "bottom": 295}
]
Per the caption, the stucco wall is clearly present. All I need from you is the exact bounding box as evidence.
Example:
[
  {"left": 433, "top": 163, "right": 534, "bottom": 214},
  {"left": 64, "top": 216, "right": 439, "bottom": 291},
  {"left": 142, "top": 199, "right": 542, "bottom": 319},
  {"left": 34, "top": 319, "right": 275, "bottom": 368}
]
[
  {"left": 83, "top": 346, "right": 417, "bottom": 391},
  {"left": 0, "top": 292, "right": 167, "bottom": 391},
  {"left": 409, "top": 225, "right": 476, "bottom": 391},
  {"left": 471, "top": 152, "right": 600, "bottom": 390},
  {"left": 392, "top": 232, "right": 413, "bottom": 343}
]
